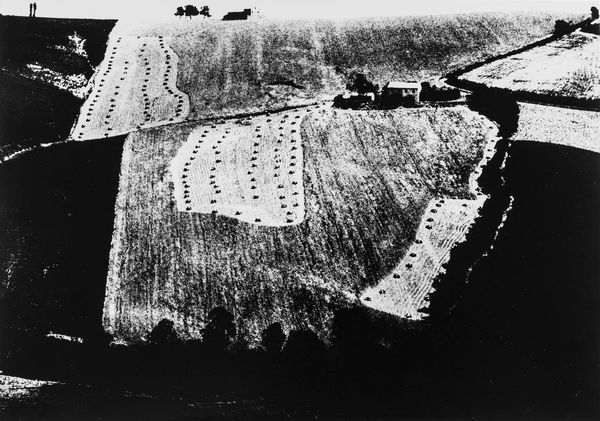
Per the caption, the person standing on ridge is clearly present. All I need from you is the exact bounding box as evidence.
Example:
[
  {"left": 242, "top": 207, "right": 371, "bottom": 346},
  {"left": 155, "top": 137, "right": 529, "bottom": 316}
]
[
  {"left": 28, "top": 3, "right": 32, "bottom": 17},
  {"left": 33, "top": 2, "right": 37, "bottom": 17}
]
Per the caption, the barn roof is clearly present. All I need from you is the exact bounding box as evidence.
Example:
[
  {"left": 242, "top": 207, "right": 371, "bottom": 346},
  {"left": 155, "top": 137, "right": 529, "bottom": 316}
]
[{"left": 386, "top": 81, "right": 421, "bottom": 89}]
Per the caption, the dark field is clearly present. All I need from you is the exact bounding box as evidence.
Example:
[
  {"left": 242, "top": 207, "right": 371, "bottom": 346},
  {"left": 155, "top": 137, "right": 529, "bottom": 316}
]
[
  {"left": 0, "top": 16, "right": 115, "bottom": 159},
  {"left": 1, "top": 141, "right": 598, "bottom": 420},
  {"left": 0, "top": 137, "right": 125, "bottom": 345}
]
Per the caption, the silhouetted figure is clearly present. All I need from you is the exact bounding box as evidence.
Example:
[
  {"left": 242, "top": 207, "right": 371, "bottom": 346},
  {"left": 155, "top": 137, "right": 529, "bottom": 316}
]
[
  {"left": 33, "top": 2, "right": 37, "bottom": 17},
  {"left": 29, "top": 3, "right": 32, "bottom": 17}
]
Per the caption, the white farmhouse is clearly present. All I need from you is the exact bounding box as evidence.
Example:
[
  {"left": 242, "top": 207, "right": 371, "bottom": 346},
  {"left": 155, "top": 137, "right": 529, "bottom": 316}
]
[{"left": 383, "top": 81, "right": 421, "bottom": 103}]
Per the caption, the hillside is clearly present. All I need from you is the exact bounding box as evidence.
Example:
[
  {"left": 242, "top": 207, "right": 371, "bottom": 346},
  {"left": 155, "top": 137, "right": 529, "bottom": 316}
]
[
  {"left": 457, "top": 31, "right": 600, "bottom": 101},
  {"left": 104, "top": 106, "right": 494, "bottom": 344},
  {"left": 112, "top": 12, "right": 576, "bottom": 120},
  {"left": 0, "top": 16, "right": 115, "bottom": 160}
]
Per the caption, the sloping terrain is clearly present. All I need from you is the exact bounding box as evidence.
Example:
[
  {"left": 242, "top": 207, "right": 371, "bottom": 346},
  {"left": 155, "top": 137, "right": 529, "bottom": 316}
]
[
  {"left": 104, "top": 106, "right": 494, "bottom": 344},
  {"left": 458, "top": 31, "right": 600, "bottom": 100},
  {"left": 0, "top": 138, "right": 125, "bottom": 339},
  {"left": 360, "top": 140, "right": 497, "bottom": 318},
  {"left": 70, "top": 35, "right": 189, "bottom": 141},
  {"left": 0, "top": 16, "right": 115, "bottom": 160},
  {"left": 114, "top": 12, "right": 571, "bottom": 120},
  {"left": 171, "top": 108, "right": 310, "bottom": 226}
]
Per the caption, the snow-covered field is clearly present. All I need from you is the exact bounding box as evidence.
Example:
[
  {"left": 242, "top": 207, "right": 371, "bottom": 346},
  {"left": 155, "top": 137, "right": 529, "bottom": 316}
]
[
  {"left": 70, "top": 35, "right": 189, "bottom": 141},
  {"left": 513, "top": 102, "right": 600, "bottom": 153}
]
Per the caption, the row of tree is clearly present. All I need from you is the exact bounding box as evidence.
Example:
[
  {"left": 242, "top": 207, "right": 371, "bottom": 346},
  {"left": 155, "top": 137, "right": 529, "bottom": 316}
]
[{"left": 175, "top": 5, "right": 211, "bottom": 19}]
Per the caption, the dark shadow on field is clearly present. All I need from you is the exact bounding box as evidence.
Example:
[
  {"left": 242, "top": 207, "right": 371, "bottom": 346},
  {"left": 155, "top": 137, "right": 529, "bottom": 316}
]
[
  {"left": 0, "top": 16, "right": 115, "bottom": 157},
  {"left": 0, "top": 141, "right": 599, "bottom": 420},
  {"left": 0, "top": 137, "right": 125, "bottom": 347}
]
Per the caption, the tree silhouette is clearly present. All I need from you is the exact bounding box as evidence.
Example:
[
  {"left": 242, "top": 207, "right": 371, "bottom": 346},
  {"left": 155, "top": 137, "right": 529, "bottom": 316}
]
[
  {"left": 175, "top": 6, "right": 185, "bottom": 18},
  {"left": 467, "top": 86, "right": 519, "bottom": 138},
  {"left": 332, "top": 307, "right": 377, "bottom": 353},
  {"left": 346, "top": 72, "right": 378, "bottom": 95},
  {"left": 184, "top": 5, "right": 200, "bottom": 19},
  {"left": 592, "top": 6, "right": 599, "bottom": 20},
  {"left": 200, "top": 6, "right": 211, "bottom": 18},
  {"left": 554, "top": 19, "right": 571, "bottom": 36},
  {"left": 202, "top": 307, "right": 236, "bottom": 351},
  {"left": 148, "top": 319, "right": 180, "bottom": 345},
  {"left": 261, "top": 322, "right": 286, "bottom": 354}
]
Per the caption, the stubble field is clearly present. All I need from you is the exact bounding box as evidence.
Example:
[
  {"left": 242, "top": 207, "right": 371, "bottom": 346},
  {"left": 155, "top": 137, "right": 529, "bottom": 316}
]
[
  {"left": 112, "top": 12, "right": 570, "bottom": 120},
  {"left": 69, "top": 35, "right": 189, "bottom": 141},
  {"left": 458, "top": 31, "right": 600, "bottom": 100},
  {"left": 104, "top": 106, "right": 495, "bottom": 344},
  {"left": 512, "top": 102, "right": 600, "bottom": 153}
]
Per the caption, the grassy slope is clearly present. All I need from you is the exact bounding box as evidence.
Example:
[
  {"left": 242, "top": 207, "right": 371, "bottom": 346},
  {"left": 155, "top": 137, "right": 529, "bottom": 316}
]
[
  {"left": 105, "top": 107, "right": 491, "bottom": 343},
  {"left": 119, "top": 12, "right": 572, "bottom": 120},
  {"left": 0, "top": 16, "right": 115, "bottom": 156}
]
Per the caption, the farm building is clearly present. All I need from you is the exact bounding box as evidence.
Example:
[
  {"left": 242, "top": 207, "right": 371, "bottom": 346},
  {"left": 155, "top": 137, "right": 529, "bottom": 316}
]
[
  {"left": 383, "top": 81, "right": 422, "bottom": 103},
  {"left": 222, "top": 9, "right": 252, "bottom": 20}
]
